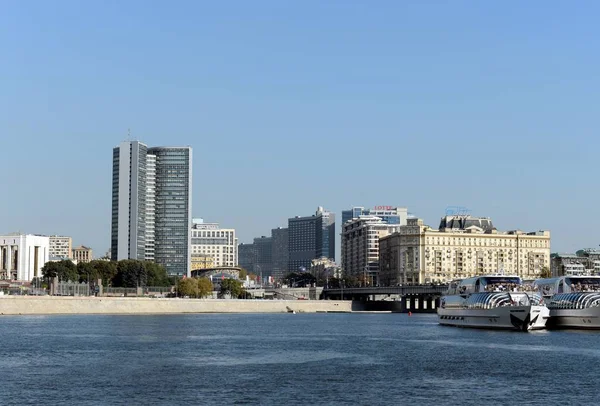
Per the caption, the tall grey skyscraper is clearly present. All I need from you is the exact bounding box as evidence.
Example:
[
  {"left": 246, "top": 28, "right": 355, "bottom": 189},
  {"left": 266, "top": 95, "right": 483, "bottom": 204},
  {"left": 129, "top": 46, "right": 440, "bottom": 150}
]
[
  {"left": 148, "top": 147, "right": 192, "bottom": 277},
  {"left": 112, "top": 141, "right": 148, "bottom": 262},
  {"left": 111, "top": 141, "right": 192, "bottom": 277},
  {"left": 238, "top": 243, "right": 256, "bottom": 274},
  {"left": 271, "top": 227, "right": 289, "bottom": 280},
  {"left": 288, "top": 207, "right": 335, "bottom": 272},
  {"left": 253, "top": 236, "right": 273, "bottom": 280}
]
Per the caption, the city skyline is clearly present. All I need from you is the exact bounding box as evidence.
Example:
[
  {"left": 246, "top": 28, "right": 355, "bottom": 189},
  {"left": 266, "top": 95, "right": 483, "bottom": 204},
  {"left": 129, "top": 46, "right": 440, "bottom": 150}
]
[{"left": 2, "top": 2, "right": 599, "bottom": 257}]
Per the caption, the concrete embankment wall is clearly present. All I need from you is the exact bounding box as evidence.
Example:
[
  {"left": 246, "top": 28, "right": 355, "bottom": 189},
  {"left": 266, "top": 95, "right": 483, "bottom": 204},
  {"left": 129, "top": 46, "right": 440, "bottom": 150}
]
[{"left": 0, "top": 297, "right": 353, "bottom": 315}]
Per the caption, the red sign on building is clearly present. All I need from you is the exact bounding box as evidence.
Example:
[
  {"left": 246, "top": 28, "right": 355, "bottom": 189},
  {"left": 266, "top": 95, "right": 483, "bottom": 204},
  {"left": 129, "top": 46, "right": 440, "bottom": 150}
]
[{"left": 374, "top": 206, "right": 393, "bottom": 210}]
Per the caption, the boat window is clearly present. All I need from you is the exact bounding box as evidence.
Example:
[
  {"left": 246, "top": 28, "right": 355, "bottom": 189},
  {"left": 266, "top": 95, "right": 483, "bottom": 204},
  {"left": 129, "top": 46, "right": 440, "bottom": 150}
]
[{"left": 566, "top": 278, "right": 600, "bottom": 292}]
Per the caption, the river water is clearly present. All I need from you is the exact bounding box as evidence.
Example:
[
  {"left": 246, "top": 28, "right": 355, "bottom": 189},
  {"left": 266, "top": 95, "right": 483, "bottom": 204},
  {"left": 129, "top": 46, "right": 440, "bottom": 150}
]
[{"left": 0, "top": 313, "right": 597, "bottom": 405}]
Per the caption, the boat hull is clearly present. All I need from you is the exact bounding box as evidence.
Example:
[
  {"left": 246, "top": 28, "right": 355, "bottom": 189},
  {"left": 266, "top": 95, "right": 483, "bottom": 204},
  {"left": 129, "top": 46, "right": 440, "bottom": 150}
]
[
  {"left": 438, "top": 305, "right": 548, "bottom": 331},
  {"left": 547, "top": 308, "right": 600, "bottom": 329}
]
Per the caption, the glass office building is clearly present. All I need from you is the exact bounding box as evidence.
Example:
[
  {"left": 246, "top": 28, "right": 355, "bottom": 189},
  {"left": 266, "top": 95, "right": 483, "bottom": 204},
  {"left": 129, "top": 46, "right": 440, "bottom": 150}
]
[
  {"left": 148, "top": 147, "right": 192, "bottom": 277},
  {"left": 253, "top": 236, "right": 273, "bottom": 279},
  {"left": 288, "top": 207, "right": 335, "bottom": 272},
  {"left": 271, "top": 227, "right": 289, "bottom": 280}
]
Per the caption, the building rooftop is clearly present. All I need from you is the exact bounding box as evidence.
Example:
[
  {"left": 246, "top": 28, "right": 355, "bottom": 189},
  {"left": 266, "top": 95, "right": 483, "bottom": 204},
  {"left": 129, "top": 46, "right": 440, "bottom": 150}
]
[{"left": 438, "top": 215, "right": 495, "bottom": 232}]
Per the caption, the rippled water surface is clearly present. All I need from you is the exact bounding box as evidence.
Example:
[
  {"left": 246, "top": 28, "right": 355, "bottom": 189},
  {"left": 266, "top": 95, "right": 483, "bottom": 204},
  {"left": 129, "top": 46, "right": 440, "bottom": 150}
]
[{"left": 0, "top": 313, "right": 598, "bottom": 405}]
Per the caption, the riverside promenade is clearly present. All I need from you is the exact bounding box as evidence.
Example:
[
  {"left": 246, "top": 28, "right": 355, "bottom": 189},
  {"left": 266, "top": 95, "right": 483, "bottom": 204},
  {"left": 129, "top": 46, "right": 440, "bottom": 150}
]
[{"left": 0, "top": 296, "right": 352, "bottom": 315}]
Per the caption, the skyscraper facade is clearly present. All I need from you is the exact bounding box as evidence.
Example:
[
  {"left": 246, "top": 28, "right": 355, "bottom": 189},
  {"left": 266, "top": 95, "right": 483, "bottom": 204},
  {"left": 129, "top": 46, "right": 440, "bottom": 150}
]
[
  {"left": 288, "top": 207, "right": 335, "bottom": 272},
  {"left": 111, "top": 141, "right": 192, "bottom": 276},
  {"left": 112, "top": 141, "right": 148, "bottom": 261},
  {"left": 238, "top": 243, "right": 256, "bottom": 273},
  {"left": 148, "top": 147, "right": 192, "bottom": 277},
  {"left": 271, "top": 227, "right": 289, "bottom": 280},
  {"left": 254, "top": 236, "right": 273, "bottom": 279},
  {"left": 316, "top": 208, "right": 335, "bottom": 260},
  {"left": 145, "top": 153, "right": 156, "bottom": 261}
]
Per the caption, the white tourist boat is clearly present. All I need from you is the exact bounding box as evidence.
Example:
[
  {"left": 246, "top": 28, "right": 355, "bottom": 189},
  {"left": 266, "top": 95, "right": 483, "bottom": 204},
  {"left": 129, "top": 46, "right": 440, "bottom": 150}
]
[
  {"left": 437, "top": 275, "right": 548, "bottom": 331},
  {"left": 534, "top": 276, "right": 600, "bottom": 329}
]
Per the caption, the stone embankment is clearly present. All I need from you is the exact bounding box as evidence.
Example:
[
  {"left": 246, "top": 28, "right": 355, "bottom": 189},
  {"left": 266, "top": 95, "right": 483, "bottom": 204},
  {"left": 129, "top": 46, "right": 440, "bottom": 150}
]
[{"left": 0, "top": 296, "right": 352, "bottom": 315}]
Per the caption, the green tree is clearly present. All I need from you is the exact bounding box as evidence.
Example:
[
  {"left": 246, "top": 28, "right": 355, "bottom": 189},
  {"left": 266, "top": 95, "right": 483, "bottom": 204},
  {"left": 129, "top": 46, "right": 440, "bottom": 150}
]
[
  {"left": 177, "top": 278, "right": 198, "bottom": 297},
  {"left": 540, "top": 266, "right": 551, "bottom": 278},
  {"left": 41, "top": 262, "right": 59, "bottom": 279},
  {"left": 197, "top": 277, "right": 214, "bottom": 298},
  {"left": 327, "top": 275, "right": 359, "bottom": 288},
  {"left": 144, "top": 261, "right": 170, "bottom": 286},
  {"left": 283, "top": 272, "right": 316, "bottom": 288},
  {"left": 219, "top": 278, "right": 245, "bottom": 298},
  {"left": 42, "top": 260, "right": 78, "bottom": 282},
  {"left": 177, "top": 277, "right": 213, "bottom": 298},
  {"left": 77, "top": 262, "right": 96, "bottom": 283},
  {"left": 89, "top": 260, "right": 118, "bottom": 286},
  {"left": 238, "top": 268, "right": 248, "bottom": 280},
  {"left": 112, "top": 260, "right": 147, "bottom": 288}
]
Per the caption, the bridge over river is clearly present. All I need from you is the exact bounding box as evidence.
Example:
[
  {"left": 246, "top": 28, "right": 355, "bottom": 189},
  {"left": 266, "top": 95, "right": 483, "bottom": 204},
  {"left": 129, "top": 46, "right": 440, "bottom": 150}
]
[
  {"left": 252, "top": 285, "right": 449, "bottom": 313},
  {"left": 321, "top": 285, "right": 448, "bottom": 313}
]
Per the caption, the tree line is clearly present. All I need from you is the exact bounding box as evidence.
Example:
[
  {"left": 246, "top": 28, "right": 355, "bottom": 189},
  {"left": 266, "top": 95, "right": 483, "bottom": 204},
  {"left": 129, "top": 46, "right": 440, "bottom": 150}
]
[
  {"left": 176, "top": 277, "right": 247, "bottom": 299},
  {"left": 41, "top": 259, "right": 173, "bottom": 288},
  {"left": 41, "top": 259, "right": 250, "bottom": 298}
]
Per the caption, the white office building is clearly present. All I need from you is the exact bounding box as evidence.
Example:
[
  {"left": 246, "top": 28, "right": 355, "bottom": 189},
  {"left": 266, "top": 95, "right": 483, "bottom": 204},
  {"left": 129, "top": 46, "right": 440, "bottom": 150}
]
[
  {"left": 191, "top": 219, "right": 238, "bottom": 268},
  {"left": 0, "top": 234, "right": 50, "bottom": 281}
]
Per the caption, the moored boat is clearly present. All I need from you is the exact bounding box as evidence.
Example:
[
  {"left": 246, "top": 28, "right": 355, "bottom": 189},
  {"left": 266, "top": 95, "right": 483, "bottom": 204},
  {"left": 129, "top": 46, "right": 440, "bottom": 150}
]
[
  {"left": 437, "top": 275, "right": 548, "bottom": 331},
  {"left": 534, "top": 276, "right": 600, "bottom": 329}
]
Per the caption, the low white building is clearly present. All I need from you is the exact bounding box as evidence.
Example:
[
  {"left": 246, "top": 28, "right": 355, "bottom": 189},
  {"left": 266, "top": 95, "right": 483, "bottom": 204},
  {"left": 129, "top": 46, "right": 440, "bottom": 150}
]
[{"left": 0, "top": 234, "right": 50, "bottom": 281}]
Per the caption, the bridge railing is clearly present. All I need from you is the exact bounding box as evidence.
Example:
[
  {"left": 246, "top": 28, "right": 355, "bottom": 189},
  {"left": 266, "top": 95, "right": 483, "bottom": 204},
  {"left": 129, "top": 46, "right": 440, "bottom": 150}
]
[{"left": 323, "top": 285, "right": 448, "bottom": 296}]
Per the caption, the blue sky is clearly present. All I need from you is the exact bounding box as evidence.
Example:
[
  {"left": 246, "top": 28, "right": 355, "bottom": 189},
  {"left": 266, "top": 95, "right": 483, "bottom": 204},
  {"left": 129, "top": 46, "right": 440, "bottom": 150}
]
[{"left": 1, "top": 1, "right": 599, "bottom": 257}]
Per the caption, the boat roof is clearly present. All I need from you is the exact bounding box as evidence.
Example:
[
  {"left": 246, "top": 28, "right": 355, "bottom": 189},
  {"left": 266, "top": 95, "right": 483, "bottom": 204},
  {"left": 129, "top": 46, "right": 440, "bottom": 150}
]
[
  {"left": 536, "top": 275, "right": 600, "bottom": 284},
  {"left": 459, "top": 275, "right": 520, "bottom": 285}
]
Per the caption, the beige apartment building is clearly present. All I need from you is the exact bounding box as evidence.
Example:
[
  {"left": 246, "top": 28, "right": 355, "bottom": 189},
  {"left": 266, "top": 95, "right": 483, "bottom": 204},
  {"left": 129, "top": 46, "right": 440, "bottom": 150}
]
[
  {"left": 49, "top": 236, "right": 72, "bottom": 259},
  {"left": 191, "top": 253, "right": 215, "bottom": 271},
  {"left": 379, "top": 216, "right": 550, "bottom": 285},
  {"left": 342, "top": 216, "right": 401, "bottom": 285},
  {"left": 72, "top": 246, "right": 93, "bottom": 263}
]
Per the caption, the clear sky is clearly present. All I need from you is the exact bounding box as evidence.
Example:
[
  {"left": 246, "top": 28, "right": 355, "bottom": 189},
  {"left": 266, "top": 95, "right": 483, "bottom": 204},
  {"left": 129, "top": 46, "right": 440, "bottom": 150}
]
[{"left": 1, "top": 1, "right": 599, "bottom": 258}]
